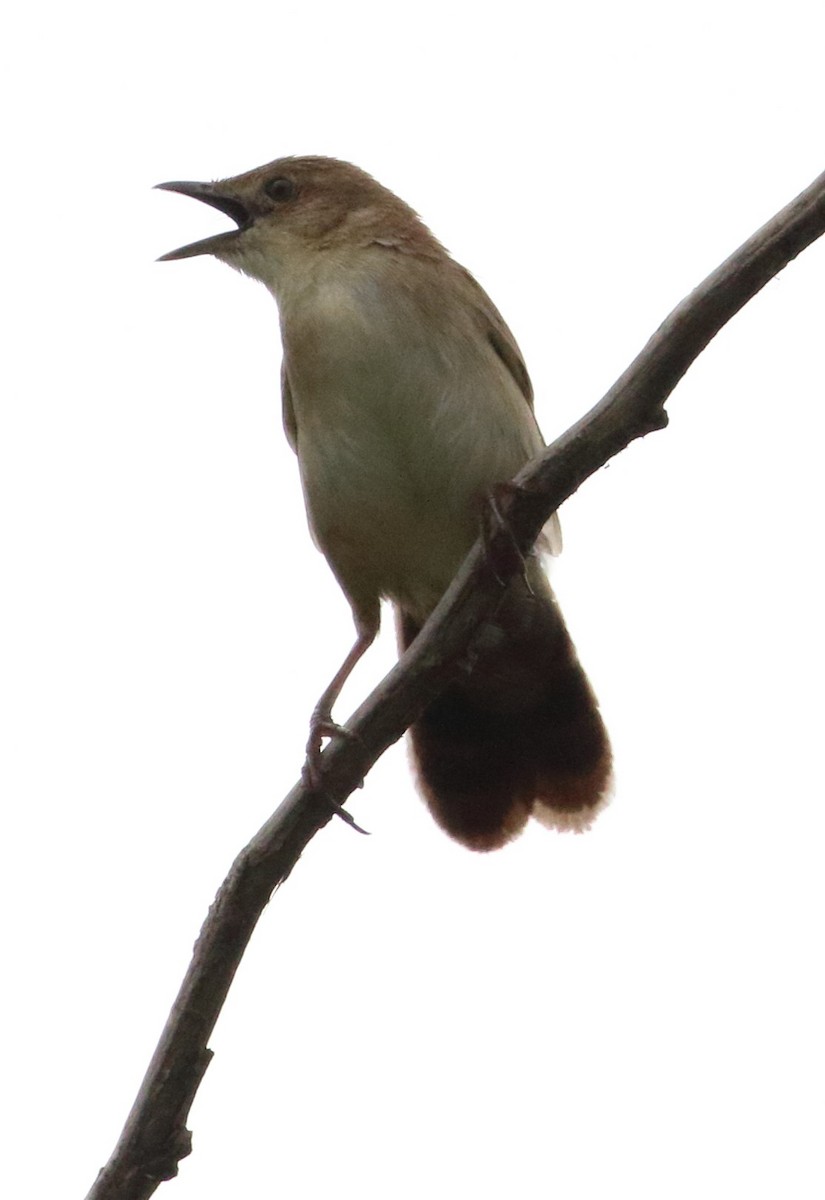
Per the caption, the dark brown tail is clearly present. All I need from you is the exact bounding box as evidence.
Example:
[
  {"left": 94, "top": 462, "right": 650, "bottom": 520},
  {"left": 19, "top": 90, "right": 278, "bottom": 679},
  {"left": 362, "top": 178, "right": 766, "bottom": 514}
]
[{"left": 397, "top": 568, "right": 612, "bottom": 851}]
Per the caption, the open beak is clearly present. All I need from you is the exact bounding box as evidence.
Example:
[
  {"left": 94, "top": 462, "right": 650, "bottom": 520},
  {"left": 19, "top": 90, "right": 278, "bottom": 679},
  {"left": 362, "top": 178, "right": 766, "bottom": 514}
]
[{"left": 155, "top": 180, "right": 251, "bottom": 261}]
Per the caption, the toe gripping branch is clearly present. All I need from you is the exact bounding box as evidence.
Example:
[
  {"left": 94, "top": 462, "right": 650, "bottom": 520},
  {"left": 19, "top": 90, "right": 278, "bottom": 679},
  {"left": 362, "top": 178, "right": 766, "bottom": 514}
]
[
  {"left": 303, "top": 716, "right": 371, "bottom": 836},
  {"left": 483, "top": 481, "right": 536, "bottom": 593}
]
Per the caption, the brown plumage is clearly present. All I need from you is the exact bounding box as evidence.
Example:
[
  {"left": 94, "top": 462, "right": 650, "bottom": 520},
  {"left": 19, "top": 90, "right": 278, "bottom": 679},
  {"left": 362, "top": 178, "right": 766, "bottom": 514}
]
[
  {"left": 158, "top": 155, "right": 612, "bottom": 850},
  {"left": 398, "top": 562, "right": 611, "bottom": 851}
]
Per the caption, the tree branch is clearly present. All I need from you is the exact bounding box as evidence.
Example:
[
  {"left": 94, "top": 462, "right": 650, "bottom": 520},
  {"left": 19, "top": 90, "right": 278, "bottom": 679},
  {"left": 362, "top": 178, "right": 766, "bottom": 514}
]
[{"left": 85, "top": 166, "right": 825, "bottom": 1200}]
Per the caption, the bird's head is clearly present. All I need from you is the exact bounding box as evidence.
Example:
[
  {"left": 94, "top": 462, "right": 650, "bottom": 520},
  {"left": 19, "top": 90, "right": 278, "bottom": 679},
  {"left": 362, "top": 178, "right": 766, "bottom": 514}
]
[{"left": 157, "top": 155, "right": 436, "bottom": 292}]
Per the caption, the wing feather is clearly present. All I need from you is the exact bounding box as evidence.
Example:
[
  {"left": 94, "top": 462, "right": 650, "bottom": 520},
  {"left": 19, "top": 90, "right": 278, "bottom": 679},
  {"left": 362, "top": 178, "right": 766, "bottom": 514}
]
[
  {"left": 281, "top": 360, "right": 298, "bottom": 453},
  {"left": 459, "top": 267, "right": 563, "bottom": 555}
]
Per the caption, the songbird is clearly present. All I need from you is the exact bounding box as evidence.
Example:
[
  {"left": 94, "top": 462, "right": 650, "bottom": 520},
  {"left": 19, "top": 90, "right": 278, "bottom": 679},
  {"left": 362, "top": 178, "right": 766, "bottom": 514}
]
[{"left": 158, "top": 156, "right": 611, "bottom": 850}]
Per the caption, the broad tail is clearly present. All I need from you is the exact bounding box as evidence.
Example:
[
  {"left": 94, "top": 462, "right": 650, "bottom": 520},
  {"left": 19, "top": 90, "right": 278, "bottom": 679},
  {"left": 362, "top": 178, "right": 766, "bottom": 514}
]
[{"left": 397, "top": 568, "right": 612, "bottom": 851}]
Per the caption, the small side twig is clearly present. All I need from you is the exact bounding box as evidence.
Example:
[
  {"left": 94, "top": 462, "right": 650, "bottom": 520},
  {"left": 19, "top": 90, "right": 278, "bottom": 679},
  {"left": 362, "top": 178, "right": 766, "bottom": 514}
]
[{"left": 86, "top": 166, "right": 825, "bottom": 1200}]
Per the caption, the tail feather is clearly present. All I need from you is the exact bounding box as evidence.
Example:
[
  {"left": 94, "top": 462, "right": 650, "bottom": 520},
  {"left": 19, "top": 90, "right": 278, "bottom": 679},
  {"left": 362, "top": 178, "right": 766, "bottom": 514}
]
[{"left": 397, "top": 570, "right": 612, "bottom": 851}]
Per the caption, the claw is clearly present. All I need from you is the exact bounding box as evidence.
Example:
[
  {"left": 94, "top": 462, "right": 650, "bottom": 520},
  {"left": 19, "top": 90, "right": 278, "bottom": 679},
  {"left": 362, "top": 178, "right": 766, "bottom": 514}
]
[
  {"left": 304, "top": 712, "right": 360, "bottom": 786},
  {"left": 322, "top": 798, "right": 371, "bottom": 835},
  {"left": 300, "top": 621, "right": 376, "bottom": 831},
  {"left": 302, "top": 711, "right": 369, "bottom": 834},
  {"left": 483, "top": 482, "right": 534, "bottom": 594}
]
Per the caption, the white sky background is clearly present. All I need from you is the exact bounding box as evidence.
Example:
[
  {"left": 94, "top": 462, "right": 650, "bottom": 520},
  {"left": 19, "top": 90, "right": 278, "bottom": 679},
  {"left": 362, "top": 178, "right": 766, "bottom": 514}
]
[{"left": 2, "top": 1, "right": 824, "bottom": 1196}]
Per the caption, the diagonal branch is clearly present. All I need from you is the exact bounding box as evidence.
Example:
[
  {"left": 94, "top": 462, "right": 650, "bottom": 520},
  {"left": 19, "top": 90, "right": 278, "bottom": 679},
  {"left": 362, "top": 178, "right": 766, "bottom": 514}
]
[{"left": 85, "top": 166, "right": 825, "bottom": 1200}]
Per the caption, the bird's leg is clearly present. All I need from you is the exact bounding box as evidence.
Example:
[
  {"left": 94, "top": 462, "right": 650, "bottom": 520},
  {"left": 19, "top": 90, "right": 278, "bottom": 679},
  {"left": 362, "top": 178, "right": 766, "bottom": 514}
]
[
  {"left": 303, "top": 621, "right": 376, "bottom": 790},
  {"left": 483, "top": 481, "right": 534, "bottom": 595}
]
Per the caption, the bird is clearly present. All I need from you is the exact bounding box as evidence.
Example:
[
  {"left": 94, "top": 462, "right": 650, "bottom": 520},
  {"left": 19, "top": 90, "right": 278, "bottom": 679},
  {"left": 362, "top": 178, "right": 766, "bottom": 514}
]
[{"left": 157, "top": 155, "right": 612, "bottom": 851}]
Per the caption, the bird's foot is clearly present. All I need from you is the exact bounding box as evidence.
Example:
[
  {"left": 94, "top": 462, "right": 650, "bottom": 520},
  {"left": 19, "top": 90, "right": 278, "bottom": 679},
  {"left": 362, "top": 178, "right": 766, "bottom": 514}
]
[
  {"left": 304, "top": 711, "right": 358, "bottom": 783},
  {"left": 302, "top": 710, "right": 370, "bottom": 835},
  {"left": 483, "top": 482, "right": 534, "bottom": 595}
]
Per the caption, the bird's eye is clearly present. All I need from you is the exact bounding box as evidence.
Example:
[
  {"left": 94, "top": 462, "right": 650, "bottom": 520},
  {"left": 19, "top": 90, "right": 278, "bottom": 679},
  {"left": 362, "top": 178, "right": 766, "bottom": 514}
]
[{"left": 265, "top": 176, "right": 297, "bottom": 202}]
